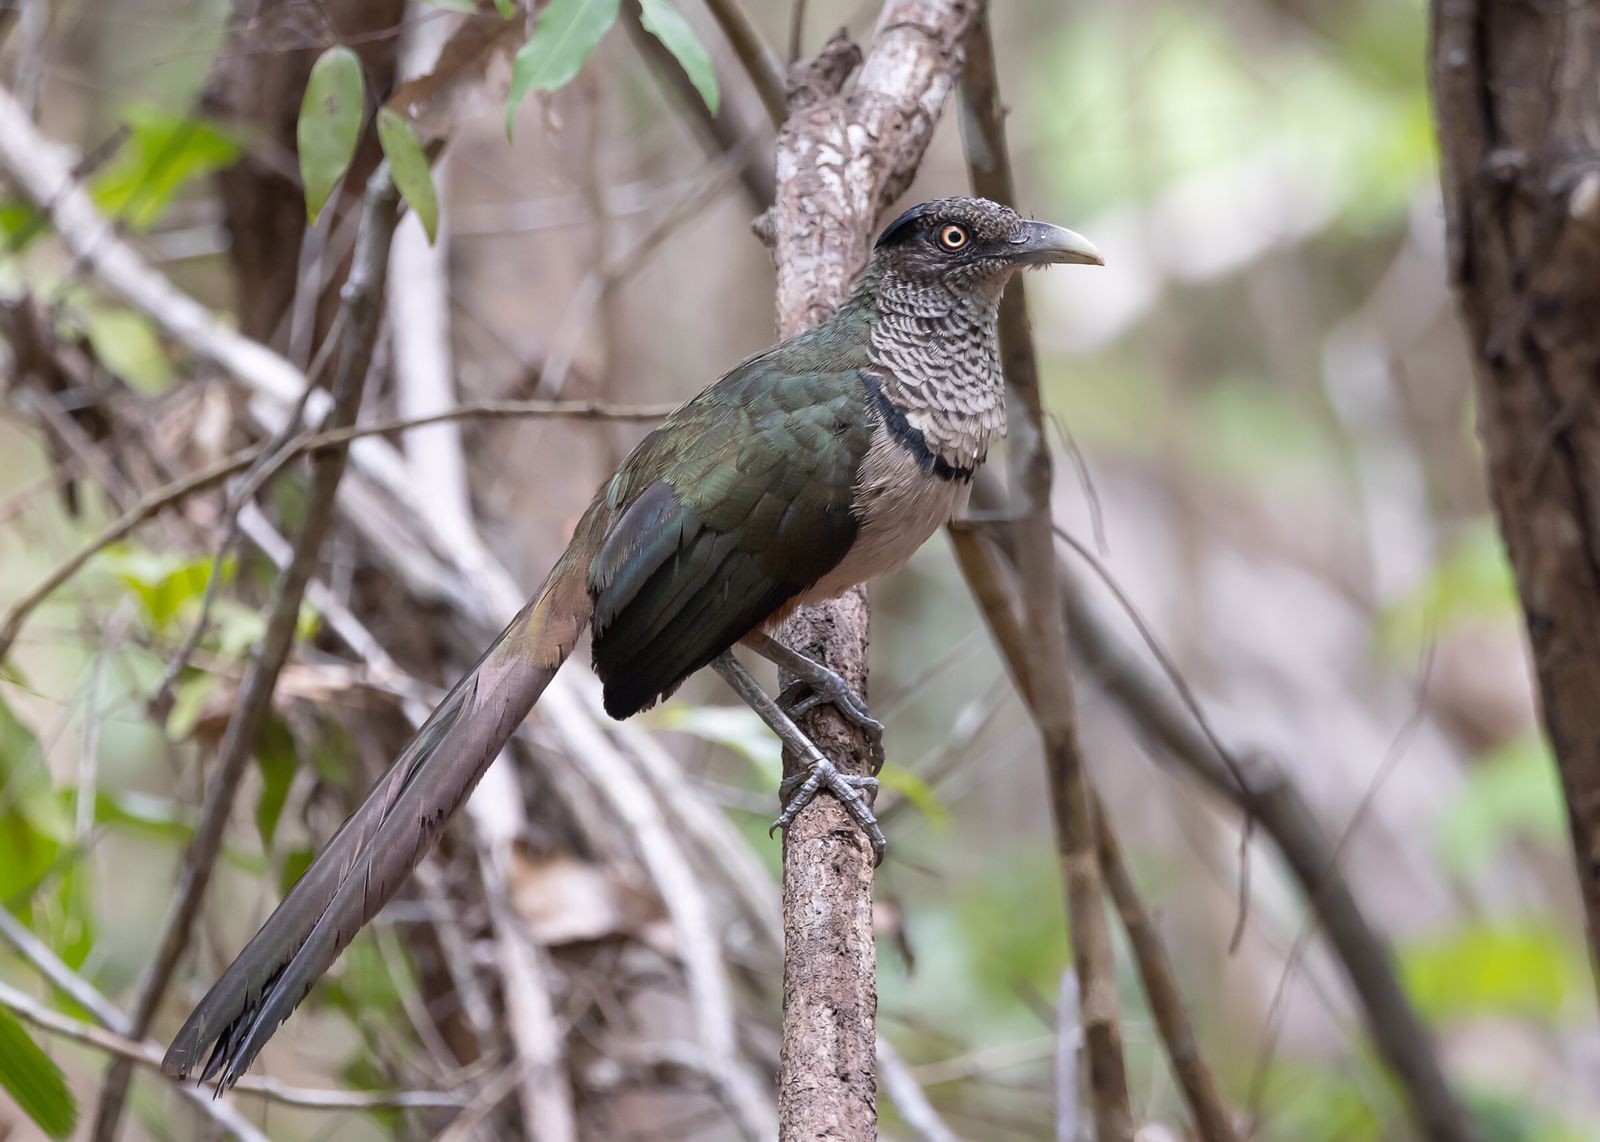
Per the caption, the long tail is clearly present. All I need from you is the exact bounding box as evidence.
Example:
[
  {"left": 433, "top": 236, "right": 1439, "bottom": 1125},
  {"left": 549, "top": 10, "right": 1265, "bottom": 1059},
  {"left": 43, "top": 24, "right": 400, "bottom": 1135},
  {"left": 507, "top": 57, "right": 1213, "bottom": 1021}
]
[{"left": 162, "top": 550, "right": 594, "bottom": 1090}]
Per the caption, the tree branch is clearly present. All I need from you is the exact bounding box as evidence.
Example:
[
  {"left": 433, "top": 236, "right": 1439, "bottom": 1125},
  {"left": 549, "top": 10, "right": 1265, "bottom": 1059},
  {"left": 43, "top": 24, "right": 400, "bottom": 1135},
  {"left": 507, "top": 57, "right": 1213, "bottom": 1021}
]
[
  {"left": 956, "top": 15, "right": 1133, "bottom": 1139},
  {"left": 0, "top": 912, "right": 269, "bottom": 1142},
  {"left": 703, "top": 0, "right": 789, "bottom": 128},
  {"left": 0, "top": 397, "right": 674, "bottom": 663},
  {"left": 948, "top": 518, "right": 1235, "bottom": 1140},
  {"left": 1431, "top": 0, "right": 1600, "bottom": 1002},
  {"left": 763, "top": 3, "right": 980, "bottom": 1137},
  {"left": 0, "top": 981, "right": 463, "bottom": 1113}
]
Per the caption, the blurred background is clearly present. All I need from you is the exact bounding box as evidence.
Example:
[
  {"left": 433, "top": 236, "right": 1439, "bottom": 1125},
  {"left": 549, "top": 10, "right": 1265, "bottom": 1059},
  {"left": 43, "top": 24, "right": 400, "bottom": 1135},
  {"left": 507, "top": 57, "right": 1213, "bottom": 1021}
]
[{"left": 1, "top": 0, "right": 1596, "bottom": 1138}]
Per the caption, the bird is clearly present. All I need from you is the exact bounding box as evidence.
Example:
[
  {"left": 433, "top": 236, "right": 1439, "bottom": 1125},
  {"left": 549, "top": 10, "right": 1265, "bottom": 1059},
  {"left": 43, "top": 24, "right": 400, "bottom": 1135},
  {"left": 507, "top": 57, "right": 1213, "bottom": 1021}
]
[{"left": 161, "top": 195, "right": 1102, "bottom": 1089}]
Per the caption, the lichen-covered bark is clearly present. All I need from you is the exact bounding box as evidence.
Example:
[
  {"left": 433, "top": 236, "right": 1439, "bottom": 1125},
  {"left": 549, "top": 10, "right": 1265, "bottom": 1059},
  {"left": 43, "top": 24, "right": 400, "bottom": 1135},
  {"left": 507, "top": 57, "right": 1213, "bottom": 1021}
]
[
  {"left": 765, "top": 3, "right": 981, "bottom": 1138},
  {"left": 1431, "top": 0, "right": 1600, "bottom": 982}
]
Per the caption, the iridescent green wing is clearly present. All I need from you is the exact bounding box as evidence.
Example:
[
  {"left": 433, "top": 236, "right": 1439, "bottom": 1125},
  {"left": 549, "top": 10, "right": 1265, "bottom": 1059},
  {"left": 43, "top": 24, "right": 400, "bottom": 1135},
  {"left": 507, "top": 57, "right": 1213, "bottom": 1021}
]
[{"left": 587, "top": 352, "right": 873, "bottom": 717}]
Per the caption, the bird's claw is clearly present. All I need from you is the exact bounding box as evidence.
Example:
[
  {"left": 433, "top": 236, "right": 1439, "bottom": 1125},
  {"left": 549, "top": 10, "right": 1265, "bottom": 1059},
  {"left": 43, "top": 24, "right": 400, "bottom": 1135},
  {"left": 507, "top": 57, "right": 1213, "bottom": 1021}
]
[
  {"left": 778, "top": 672, "right": 887, "bottom": 773},
  {"left": 770, "top": 758, "right": 887, "bottom": 866}
]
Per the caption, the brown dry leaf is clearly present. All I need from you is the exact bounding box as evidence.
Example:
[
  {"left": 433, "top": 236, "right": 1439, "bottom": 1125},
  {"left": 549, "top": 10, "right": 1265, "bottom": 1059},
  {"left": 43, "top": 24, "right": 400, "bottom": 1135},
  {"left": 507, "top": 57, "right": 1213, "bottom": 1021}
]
[{"left": 510, "top": 849, "right": 669, "bottom": 950}]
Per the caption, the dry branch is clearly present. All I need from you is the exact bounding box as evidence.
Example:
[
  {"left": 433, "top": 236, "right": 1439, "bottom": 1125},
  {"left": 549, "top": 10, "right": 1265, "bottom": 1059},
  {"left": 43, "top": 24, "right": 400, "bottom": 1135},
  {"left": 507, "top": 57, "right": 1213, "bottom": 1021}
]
[
  {"left": 762, "top": 2, "right": 981, "bottom": 1136},
  {"left": 948, "top": 523, "right": 1240, "bottom": 1141},
  {"left": 0, "top": 981, "right": 461, "bottom": 1113},
  {"left": 704, "top": 0, "right": 789, "bottom": 127},
  {"left": 0, "top": 398, "right": 674, "bottom": 661},
  {"left": 959, "top": 469, "right": 1476, "bottom": 1139},
  {"left": 957, "top": 15, "right": 1133, "bottom": 1139},
  {"left": 0, "top": 68, "right": 779, "bottom": 1137},
  {"left": 87, "top": 166, "right": 404, "bottom": 1142},
  {"left": 1431, "top": 0, "right": 1600, "bottom": 997},
  {"left": 0, "top": 913, "right": 269, "bottom": 1142},
  {"left": 1093, "top": 796, "right": 1239, "bottom": 1141}
]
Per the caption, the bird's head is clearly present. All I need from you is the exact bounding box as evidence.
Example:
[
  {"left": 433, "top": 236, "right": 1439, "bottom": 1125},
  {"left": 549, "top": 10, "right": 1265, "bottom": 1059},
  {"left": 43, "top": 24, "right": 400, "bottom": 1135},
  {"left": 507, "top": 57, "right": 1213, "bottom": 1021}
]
[{"left": 870, "top": 196, "right": 1102, "bottom": 294}]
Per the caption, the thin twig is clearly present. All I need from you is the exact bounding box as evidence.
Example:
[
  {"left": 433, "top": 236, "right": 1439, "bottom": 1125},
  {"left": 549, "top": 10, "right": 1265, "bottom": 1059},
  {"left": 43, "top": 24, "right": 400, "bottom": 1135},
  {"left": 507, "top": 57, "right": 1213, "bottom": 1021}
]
[
  {"left": 0, "top": 981, "right": 464, "bottom": 1112},
  {"left": 764, "top": 5, "right": 982, "bottom": 1137},
  {"left": 383, "top": 139, "right": 579, "bottom": 1138},
  {"left": 969, "top": 471, "right": 1473, "bottom": 1137},
  {"left": 0, "top": 397, "right": 675, "bottom": 662},
  {"left": 0, "top": 911, "right": 268, "bottom": 1141},
  {"left": 1245, "top": 637, "right": 1437, "bottom": 1126},
  {"left": 147, "top": 318, "right": 346, "bottom": 717},
  {"left": 948, "top": 525, "right": 1237, "bottom": 1140},
  {"left": 89, "top": 167, "right": 403, "bottom": 1142},
  {"left": 703, "top": 0, "right": 789, "bottom": 127},
  {"left": 958, "top": 15, "right": 1133, "bottom": 1139},
  {"left": 1094, "top": 792, "right": 1240, "bottom": 1141},
  {"left": 622, "top": 6, "right": 774, "bottom": 209},
  {"left": 1048, "top": 521, "right": 1256, "bottom": 951}
]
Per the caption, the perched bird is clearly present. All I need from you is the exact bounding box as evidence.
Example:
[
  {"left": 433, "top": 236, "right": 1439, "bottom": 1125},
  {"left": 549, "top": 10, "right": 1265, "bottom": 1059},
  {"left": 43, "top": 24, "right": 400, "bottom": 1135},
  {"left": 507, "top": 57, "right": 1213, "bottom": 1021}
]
[{"left": 163, "top": 195, "right": 1101, "bottom": 1088}]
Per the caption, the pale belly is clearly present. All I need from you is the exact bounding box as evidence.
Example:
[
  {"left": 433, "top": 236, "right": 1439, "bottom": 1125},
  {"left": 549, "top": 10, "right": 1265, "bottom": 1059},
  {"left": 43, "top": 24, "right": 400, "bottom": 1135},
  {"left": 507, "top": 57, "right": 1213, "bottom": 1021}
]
[{"left": 798, "top": 435, "right": 974, "bottom": 605}]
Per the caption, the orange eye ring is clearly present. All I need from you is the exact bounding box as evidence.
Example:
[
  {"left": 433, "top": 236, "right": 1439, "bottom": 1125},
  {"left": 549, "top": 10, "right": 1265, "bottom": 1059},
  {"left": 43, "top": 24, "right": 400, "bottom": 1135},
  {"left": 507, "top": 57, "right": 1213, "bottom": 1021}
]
[{"left": 937, "top": 223, "right": 969, "bottom": 251}]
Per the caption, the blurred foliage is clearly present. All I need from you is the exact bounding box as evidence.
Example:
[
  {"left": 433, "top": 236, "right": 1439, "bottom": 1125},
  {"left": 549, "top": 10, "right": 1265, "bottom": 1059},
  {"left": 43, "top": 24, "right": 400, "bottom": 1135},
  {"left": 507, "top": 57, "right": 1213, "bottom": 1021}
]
[
  {"left": 0, "top": 0, "right": 1595, "bottom": 1137},
  {"left": 1380, "top": 522, "right": 1519, "bottom": 654},
  {"left": 1036, "top": 1, "right": 1433, "bottom": 229},
  {"left": 1437, "top": 737, "right": 1567, "bottom": 879},
  {"left": 92, "top": 106, "right": 240, "bottom": 231},
  {"left": 1402, "top": 922, "right": 1587, "bottom": 1025},
  {"left": 0, "top": 1006, "right": 77, "bottom": 1140},
  {"left": 0, "top": 694, "right": 70, "bottom": 905}
]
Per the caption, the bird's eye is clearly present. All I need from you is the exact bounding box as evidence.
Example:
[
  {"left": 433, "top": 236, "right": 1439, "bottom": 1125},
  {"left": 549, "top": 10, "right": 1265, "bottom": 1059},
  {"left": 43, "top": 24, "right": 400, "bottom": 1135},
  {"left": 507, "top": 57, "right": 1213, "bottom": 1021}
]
[{"left": 937, "top": 224, "right": 969, "bottom": 251}]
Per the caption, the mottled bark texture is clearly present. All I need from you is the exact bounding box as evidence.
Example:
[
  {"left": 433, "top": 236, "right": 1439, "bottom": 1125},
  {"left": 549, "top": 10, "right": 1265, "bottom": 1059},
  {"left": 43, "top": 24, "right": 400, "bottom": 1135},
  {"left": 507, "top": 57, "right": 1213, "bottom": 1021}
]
[
  {"left": 1432, "top": 0, "right": 1600, "bottom": 984},
  {"left": 763, "top": 2, "right": 981, "bottom": 1138}
]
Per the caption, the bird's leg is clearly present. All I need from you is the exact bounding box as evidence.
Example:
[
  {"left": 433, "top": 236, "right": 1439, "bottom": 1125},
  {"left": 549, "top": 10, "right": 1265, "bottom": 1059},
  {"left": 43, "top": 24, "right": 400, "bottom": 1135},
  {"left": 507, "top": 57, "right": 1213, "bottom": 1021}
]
[
  {"left": 710, "top": 651, "right": 887, "bottom": 865},
  {"left": 740, "top": 631, "right": 886, "bottom": 773}
]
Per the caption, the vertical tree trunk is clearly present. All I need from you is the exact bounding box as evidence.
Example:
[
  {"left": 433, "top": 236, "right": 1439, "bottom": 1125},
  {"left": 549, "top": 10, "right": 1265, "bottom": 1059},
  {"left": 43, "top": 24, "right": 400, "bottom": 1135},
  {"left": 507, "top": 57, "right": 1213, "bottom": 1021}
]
[
  {"left": 766, "top": 4, "right": 980, "bottom": 1137},
  {"left": 1431, "top": 0, "right": 1600, "bottom": 980}
]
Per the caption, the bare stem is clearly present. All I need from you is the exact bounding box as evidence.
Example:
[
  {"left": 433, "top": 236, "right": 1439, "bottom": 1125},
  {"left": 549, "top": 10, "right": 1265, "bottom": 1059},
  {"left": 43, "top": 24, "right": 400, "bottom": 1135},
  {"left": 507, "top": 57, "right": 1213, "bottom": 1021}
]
[
  {"left": 0, "top": 981, "right": 462, "bottom": 1113},
  {"left": 958, "top": 14, "right": 1133, "bottom": 1139},
  {"left": 766, "top": 4, "right": 982, "bottom": 1138},
  {"left": 0, "top": 397, "right": 674, "bottom": 663},
  {"left": 704, "top": 0, "right": 789, "bottom": 127}
]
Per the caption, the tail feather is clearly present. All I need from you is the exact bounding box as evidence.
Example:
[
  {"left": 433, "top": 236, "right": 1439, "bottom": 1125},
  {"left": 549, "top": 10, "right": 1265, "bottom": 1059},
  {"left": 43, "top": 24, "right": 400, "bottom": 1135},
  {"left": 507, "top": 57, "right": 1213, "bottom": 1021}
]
[{"left": 162, "top": 556, "right": 592, "bottom": 1088}]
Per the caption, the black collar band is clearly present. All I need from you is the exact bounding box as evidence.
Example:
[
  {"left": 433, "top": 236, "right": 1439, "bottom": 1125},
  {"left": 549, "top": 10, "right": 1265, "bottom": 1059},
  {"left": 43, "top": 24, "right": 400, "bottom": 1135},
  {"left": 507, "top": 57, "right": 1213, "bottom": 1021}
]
[{"left": 861, "top": 375, "right": 977, "bottom": 483}]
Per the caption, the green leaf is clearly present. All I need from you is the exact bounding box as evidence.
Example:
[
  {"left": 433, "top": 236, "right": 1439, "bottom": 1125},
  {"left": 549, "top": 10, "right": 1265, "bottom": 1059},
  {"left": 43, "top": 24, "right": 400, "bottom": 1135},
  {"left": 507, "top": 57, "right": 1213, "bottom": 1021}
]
[
  {"left": 0, "top": 1007, "right": 78, "bottom": 1139},
  {"left": 80, "top": 306, "right": 170, "bottom": 393},
  {"left": 653, "top": 705, "right": 780, "bottom": 775},
  {"left": 638, "top": 0, "right": 719, "bottom": 113},
  {"left": 494, "top": 0, "right": 518, "bottom": 16},
  {"left": 506, "top": 0, "right": 620, "bottom": 137},
  {"left": 96, "top": 546, "right": 234, "bottom": 632},
  {"left": 876, "top": 763, "right": 948, "bottom": 829},
  {"left": 0, "top": 695, "right": 70, "bottom": 901},
  {"left": 376, "top": 109, "right": 439, "bottom": 243},
  {"left": 1437, "top": 737, "right": 1566, "bottom": 877},
  {"left": 422, "top": 0, "right": 479, "bottom": 11},
  {"left": 91, "top": 106, "right": 240, "bottom": 231},
  {"left": 1402, "top": 922, "right": 1586, "bottom": 1023},
  {"left": 255, "top": 718, "right": 299, "bottom": 848},
  {"left": 297, "top": 46, "right": 366, "bottom": 223}
]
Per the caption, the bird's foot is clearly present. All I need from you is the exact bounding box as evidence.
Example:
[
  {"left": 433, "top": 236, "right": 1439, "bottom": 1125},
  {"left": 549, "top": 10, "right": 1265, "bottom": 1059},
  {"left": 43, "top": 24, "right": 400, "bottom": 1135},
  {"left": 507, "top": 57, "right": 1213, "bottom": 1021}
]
[
  {"left": 711, "top": 648, "right": 889, "bottom": 865},
  {"left": 776, "top": 668, "right": 886, "bottom": 774},
  {"left": 770, "top": 759, "right": 886, "bottom": 866}
]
